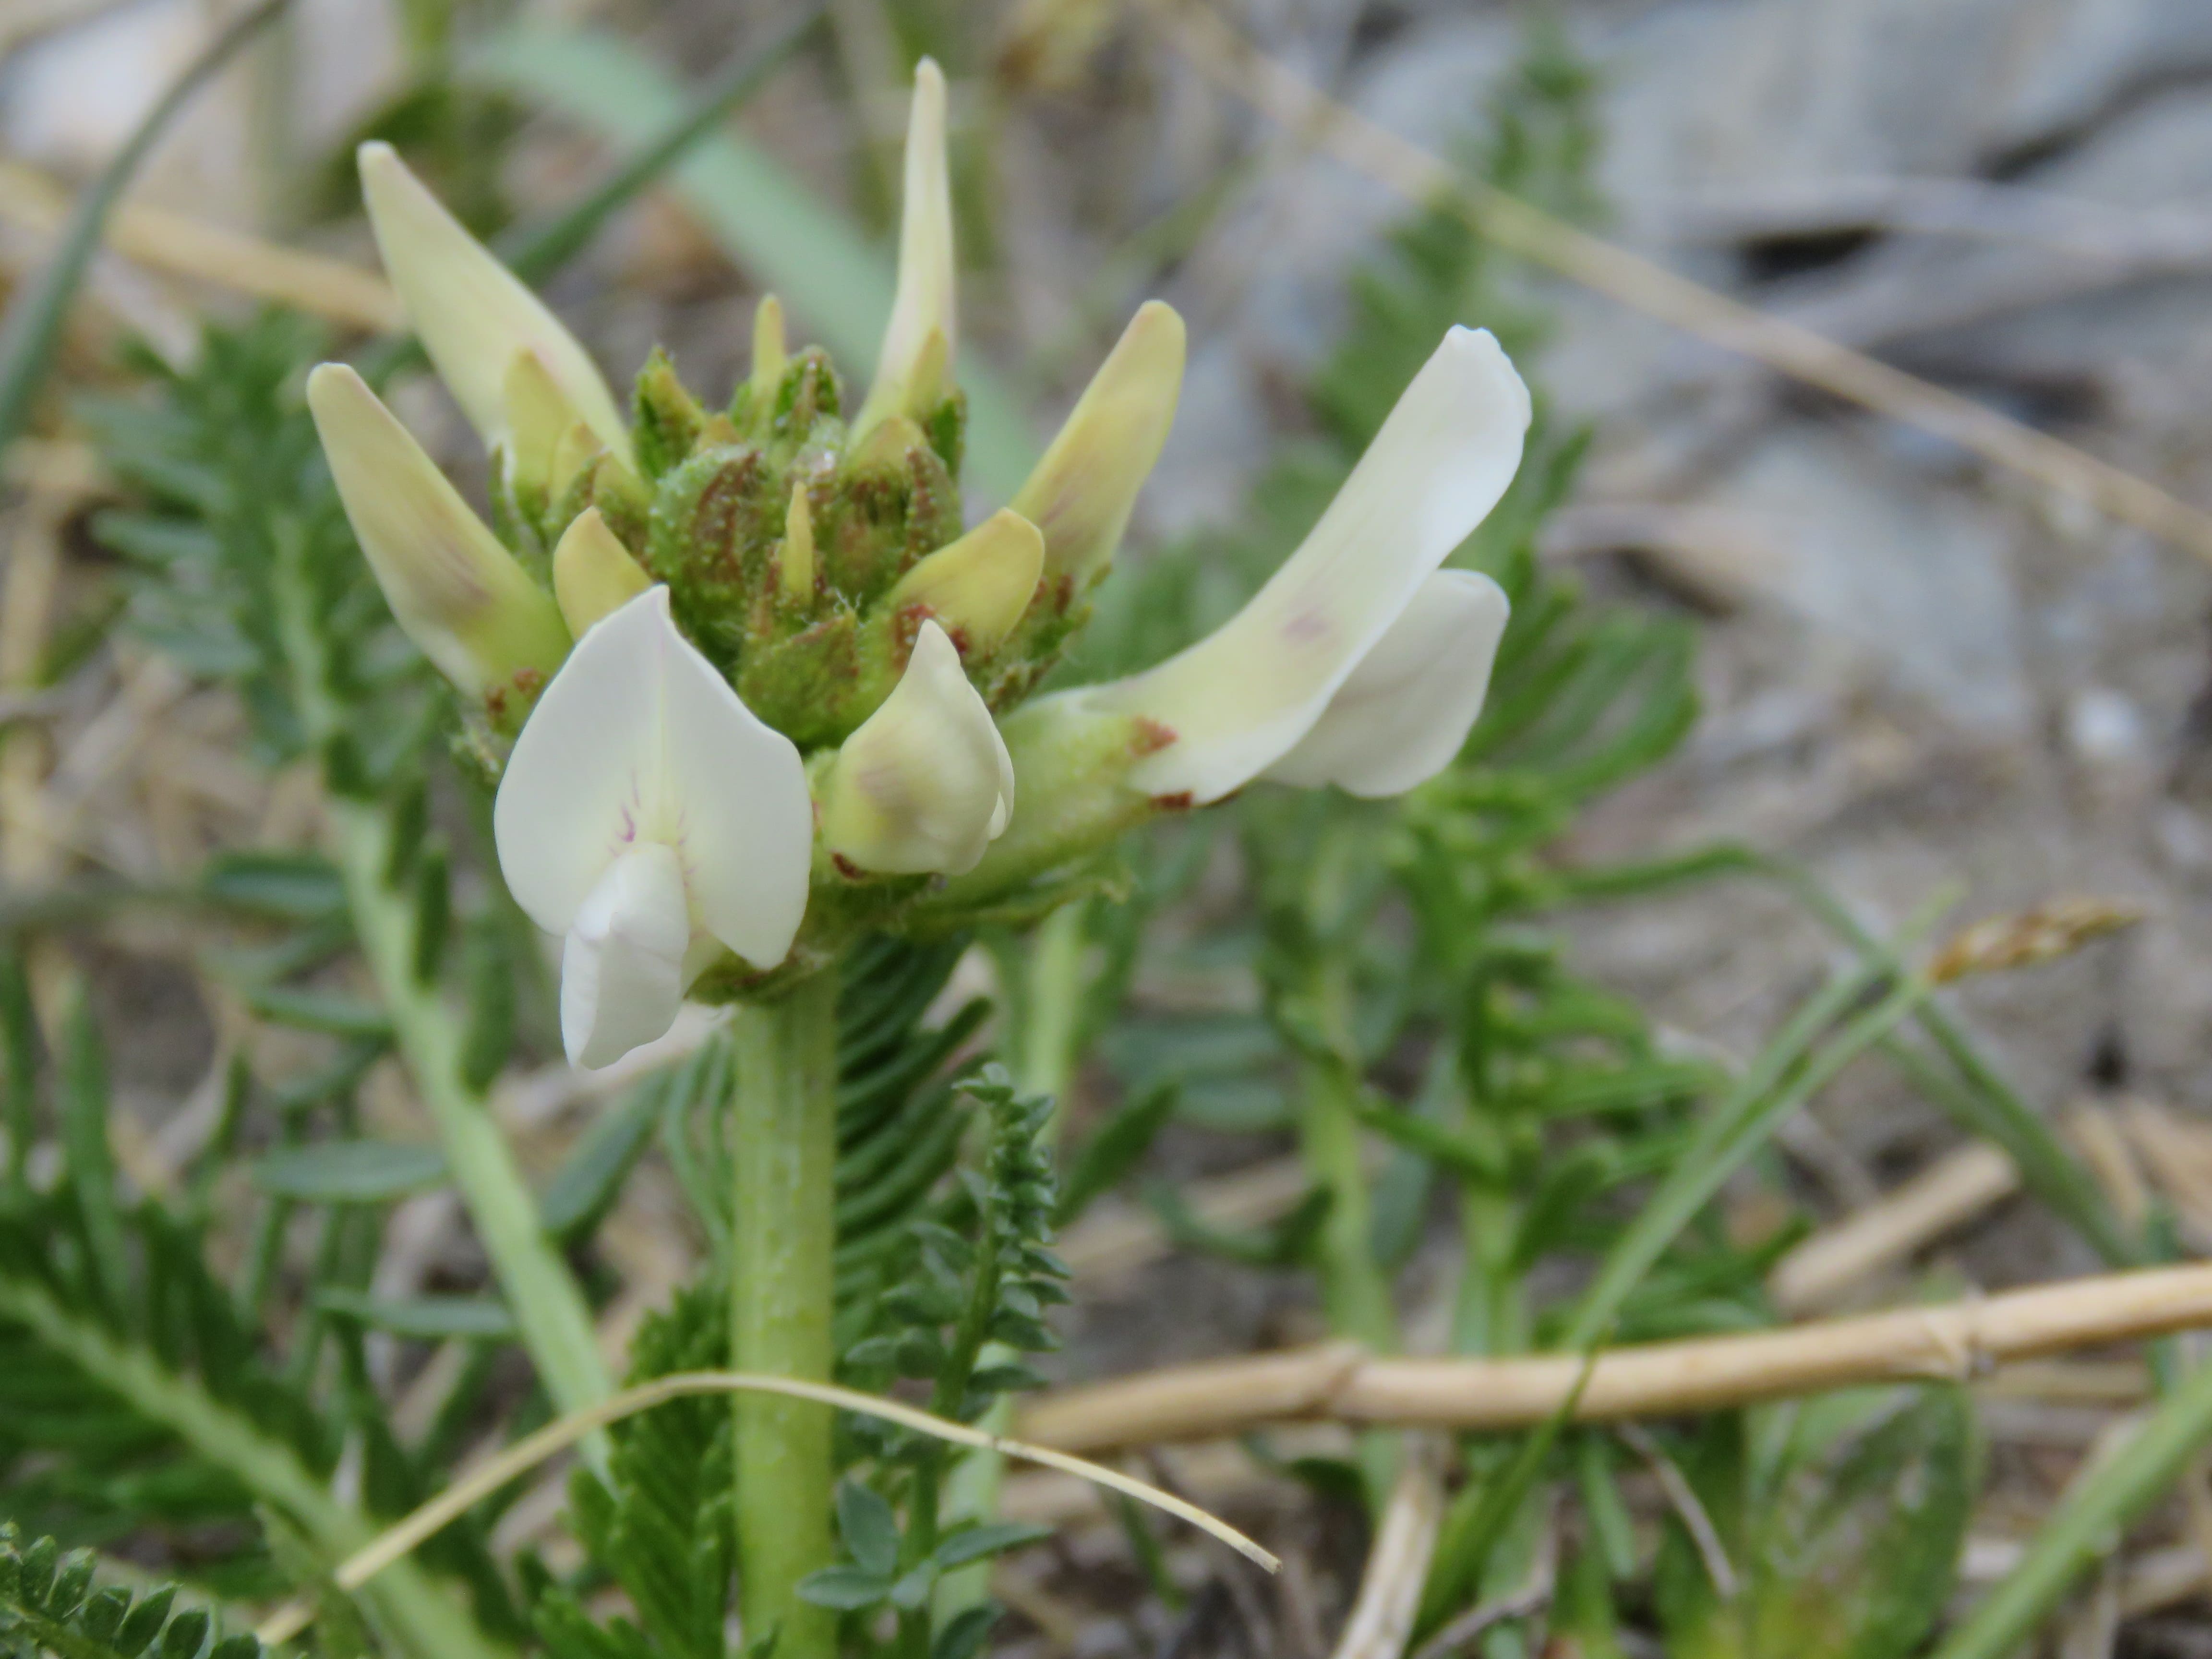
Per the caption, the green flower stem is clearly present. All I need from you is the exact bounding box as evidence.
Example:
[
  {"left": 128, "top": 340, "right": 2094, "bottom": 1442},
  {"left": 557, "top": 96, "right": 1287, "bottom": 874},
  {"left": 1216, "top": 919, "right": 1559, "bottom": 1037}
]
[
  {"left": 728, "top": 969, "right": 841, "bottom": 1659},
  {"left": 1011, "top": 903, "right": 1089, "bottom": 1109},
  {"left": 0, "top": 1271, "right": 506, "bottom": 1659},
  {"left": 1297, "top": 960, "right": 1399, "bottom": 1509},
  {"left": 273, "top": 541, "right": 611, "bottom": 1461}
]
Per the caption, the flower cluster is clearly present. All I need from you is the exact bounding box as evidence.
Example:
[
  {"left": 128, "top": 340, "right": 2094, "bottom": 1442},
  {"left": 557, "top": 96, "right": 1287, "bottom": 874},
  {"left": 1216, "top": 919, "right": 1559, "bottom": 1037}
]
[{"left": 310, "top": 61, "right": 1530, "bottom": 1071}]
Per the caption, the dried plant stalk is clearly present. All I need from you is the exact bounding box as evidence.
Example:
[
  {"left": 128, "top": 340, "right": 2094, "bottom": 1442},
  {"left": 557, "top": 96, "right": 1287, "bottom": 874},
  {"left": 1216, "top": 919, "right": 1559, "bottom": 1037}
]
[
  {"left": 1018, "top": 1263, "right": 2212, "bottom": 1452},
  {"left": 1768, "top": 1141, "right": 2021, "bottom": 1315},
  {"left": 1331, "top": 1435, "right": 1446, "bottom": 1659},
  {"left": 1147, "top": 0, "right": 2212, "bottom": 568},
  {"left": 0, "top": 160, "right": 402, "bottom": 332}
]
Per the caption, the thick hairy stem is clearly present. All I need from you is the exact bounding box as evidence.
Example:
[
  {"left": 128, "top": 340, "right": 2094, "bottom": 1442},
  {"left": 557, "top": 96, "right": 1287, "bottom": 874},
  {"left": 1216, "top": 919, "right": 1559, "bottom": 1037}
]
[
  {"left": 0, "top": 1273, "right": 505, "bottom": 1659},
  {"left": 729, "top": 969, "right": 841, "bottom": 1659},
  {"left": 273, "top": 543, "right": 611, "bottom": 1459}
]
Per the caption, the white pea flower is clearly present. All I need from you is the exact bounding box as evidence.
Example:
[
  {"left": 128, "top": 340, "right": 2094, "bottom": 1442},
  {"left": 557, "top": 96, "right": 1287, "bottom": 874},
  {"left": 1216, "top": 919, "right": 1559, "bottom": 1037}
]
[
  {"left": 821, "top": 620, "right": 1015, "bottom": 877},
  {"left": 493, "top": 588, "right": 812, "bottom": 1069},
  {"left": 1086, "top": 325, "right": 1528, "bottom": 801}
]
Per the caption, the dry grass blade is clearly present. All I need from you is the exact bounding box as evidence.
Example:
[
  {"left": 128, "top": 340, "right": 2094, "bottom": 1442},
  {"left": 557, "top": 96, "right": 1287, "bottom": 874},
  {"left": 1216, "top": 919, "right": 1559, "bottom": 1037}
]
[
  {"left": 1925, "top": 898, "right": 2144, "bottom": 986},
  {"left": 0, "top": 161, "right": 402, "bottom": 333},
  {"left": 253, "top": 1368, "right": 1278, "bottom": 1646},
  {"left": 1769, "top": 1141, "right": 2021, "bottom": 1315},
  {"left": 1330, "top": 1435, "right": 1445, "bottom": 1659},
  {"left": 1018, "top": 1262, "right": 2212, "bottom": 1450},
  {"left": 1141, "top": 0, "right": 2212, "bottom": 568},
  {"left": 1620, "top": 1422, "right": 1737, "bottom": 1598}
]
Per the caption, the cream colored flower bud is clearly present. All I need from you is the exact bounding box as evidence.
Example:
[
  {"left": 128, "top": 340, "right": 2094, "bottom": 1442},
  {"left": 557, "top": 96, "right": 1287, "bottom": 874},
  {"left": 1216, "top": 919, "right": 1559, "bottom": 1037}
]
[
  {"left": 504, "top": 349, "right": 584, "bottom": 497},
  {"left": 885, "top": 509, "right": 1044, "bottom": 657},
  {"left": 1010, "top": 301, "right": 1185, "bottom": 589},
  {"left": 306, "top": 363, "right": 571, "bottom": 709},
  {"left": 552, "top": 509, "right": 653, "bottom": 637},
  {"left": 822, "top": 621, "right": 1014, "bottom": 876},
  {"left": 853, "top": 60, "right": 954, "bottom": 440},
  {"left": 358, "top": 142, "right": 632, "bottom": 468}
]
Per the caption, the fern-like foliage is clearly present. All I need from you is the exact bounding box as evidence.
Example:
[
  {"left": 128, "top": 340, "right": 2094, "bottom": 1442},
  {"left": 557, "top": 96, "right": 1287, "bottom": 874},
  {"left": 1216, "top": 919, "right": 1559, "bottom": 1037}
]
[
  {"left": 800, "top": 1068, "right": 1065, "bottom": 1658},
  {"left": 82, "top": 314, "right": 430, "bottom": 774},
  {"left": 0, "top": 1526, "right": 262, "bottom": 1659},
  {"left": 531, "top": 1285, "right": 733, "bottom": 1659}
]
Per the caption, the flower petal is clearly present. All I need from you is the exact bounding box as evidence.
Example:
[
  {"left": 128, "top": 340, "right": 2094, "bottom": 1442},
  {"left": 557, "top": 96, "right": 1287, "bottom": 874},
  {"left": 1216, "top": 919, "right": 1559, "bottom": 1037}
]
[
  {"left": 1260, "top": 569, "right": 1509, "bottom": 796},
  {"left": 561, "top": 843, "right": 690, "bottom": 1069},
  {"left": 854, "top": 59, "right": 954, "bottom": 438},
  {"left": 822, "top": 621, "right": 1013, "bottom": 876},
  {"left": 493, "top": 588, "right": 811, "bottom": 968},
  {"left": 1092, "top": 326, "right": 1529, "bottom": 803},
  {"left": 306, "top": 363, "right": 570, "bottom": 706},
  {"left": 885, "top": 508, "right": 1044, "bottom": 657},
  {"left": 1009, "top": 301, "right": 1185, "bottom": 590},
  {"left": 359, "top": 142, "right": 632, "bottom": 466},
  {"left": 552, "top": 508, "right": 653, "bottom": 637}
]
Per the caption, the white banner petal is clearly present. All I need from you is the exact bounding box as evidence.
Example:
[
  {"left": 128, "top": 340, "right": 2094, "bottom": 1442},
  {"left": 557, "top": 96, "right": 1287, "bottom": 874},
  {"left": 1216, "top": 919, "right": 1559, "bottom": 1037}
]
[{"left": 493, "top": 588, "right": 810, "bottom": 970}]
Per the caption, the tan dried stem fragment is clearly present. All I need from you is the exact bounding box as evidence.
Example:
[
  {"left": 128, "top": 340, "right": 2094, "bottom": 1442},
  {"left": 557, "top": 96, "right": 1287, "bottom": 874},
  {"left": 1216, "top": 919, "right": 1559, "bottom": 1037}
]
[{"left": 1018, "top": 1262, "right": 2212, "bottom": 1452}]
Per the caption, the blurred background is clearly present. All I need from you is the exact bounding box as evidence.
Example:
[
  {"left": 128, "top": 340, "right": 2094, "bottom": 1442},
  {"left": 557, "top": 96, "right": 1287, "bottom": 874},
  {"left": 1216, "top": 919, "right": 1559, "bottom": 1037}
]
[{"left": 7, "top": 0, "right": 2212, "bottom": 1650}]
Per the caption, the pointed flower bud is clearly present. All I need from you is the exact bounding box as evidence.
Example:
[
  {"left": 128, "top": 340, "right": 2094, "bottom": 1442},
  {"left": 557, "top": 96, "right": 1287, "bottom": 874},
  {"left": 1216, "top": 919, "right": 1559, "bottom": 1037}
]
[
  {"left": 750, "top": 294, "right": 789, "bottom": 404},
  {"left": 854, "top": 60, "right": 955, "bottom": 440},
  {"left": 781, "top": 483, "right": 816, "bottom": 604},
  {"left": 822, "top": 621, "right": 1014, "bottom": 876},
  {"left": 358, "top": 141, "right": 632, "bottom": 468},
  {"left": 885, "top": 508, "right": 1043, "bottom": 657},
  {"left": 504, "top": 349, "right": 582, "bottom": 498},
  {"left": 494, "top": 588, "right": 812, "bottom": 1068},
  {"left": 553, "top": 508, "right": 653, "bottom": 637},
  {"left": 306, "top": 363, "right": 572, "bottom": 719},
  {"left": 1010, "top": 301, "right": 1186, "bottom": 592},
  {"left": 1084, "top": 326, "right": 1529, "bottom": 804}
]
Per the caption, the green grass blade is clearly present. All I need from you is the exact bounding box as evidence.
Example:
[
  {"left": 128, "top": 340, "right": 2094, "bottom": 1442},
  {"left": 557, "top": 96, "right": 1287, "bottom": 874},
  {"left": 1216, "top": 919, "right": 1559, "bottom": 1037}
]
[
  {"left": 1561, "top": 936, "right": 1937, "bottom": 1353},
  {"left": 0, "top": 0, "right": 287, "bottom": 452},
  {"left": 494, "top": 7, "right": 828, "bottom": 285},
  {"left": 1931, "top": 1352, "right": 2212, "bottom": 1659}
]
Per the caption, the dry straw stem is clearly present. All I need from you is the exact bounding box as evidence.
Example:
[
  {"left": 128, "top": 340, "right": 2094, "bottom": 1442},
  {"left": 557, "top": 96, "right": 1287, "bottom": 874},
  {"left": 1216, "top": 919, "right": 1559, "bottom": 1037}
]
[
  {"left": 1016, "top": 1262, "right": 2212, "bottom": 1453},
  {"left": 0, "top": 161, "right": 402, "bottom": 333},
  {"left": 253, "top": 1369, "right": 1276, "bottom": 1647},
  {"left": 1768, "top": 1140, "right": 2022, "bottom": 1315},
  {"left": 1331, "top": 1435, "right": 1446, "bottom": 1659},
  {"left": 1143, "top": 0, "right": 2212, "bottom": 568}
]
